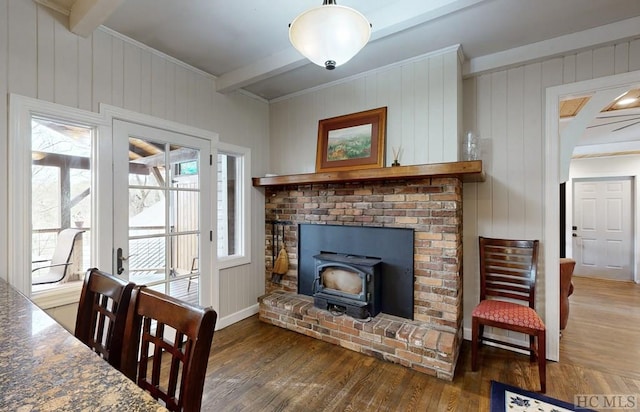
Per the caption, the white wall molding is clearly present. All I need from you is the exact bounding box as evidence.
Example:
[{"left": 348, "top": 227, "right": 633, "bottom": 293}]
[
  {"left": 544, "top": 69, "right": 640, "bottom": 361},
  {"left": 462, "top": 327, "right": 529, "bottom": 356},
  {"left": 465, "top": 16, "right": 640, "bottom": 77},
  {"left": 100, "top": 103, "right": 220, "bottom": 142},
  {"left": 95, "top": 26, "right": 271, "bottom": 104},
  {"left": 97, "top": 25, "right": 217, "bottom": 80},
  {"left": 216, "top": 304, "right": 259, "bottom": 330},
  {"left": 271, "top": 44, "right": 463, "bottom": 103}
]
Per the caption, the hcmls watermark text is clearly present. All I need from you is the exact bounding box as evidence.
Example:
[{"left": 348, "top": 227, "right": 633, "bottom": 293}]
[{"left": 575, "top": 394, "right": 638, "bottom": 410}]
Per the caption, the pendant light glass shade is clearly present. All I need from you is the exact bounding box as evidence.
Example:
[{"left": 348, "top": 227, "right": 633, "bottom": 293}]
[{"left": 289, "top": 2, "right": 371, "bottom": 70}]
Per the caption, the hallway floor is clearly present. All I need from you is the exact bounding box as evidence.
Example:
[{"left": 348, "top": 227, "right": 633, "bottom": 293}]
[{"left": 559, "top": 275, "right": 640, "bottom": 380}]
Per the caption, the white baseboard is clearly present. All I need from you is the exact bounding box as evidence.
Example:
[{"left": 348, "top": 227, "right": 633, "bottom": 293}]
[
  {"left": 463, "top": 326, "right": 530, "bottom": 356},
  {"left": 216, "top": 303, "right": 259, "bottom": 330}
]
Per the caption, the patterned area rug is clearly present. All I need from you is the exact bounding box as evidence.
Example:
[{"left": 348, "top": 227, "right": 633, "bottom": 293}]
[{"left": 490, "top": 381, "right": 595, "bottom": 412}]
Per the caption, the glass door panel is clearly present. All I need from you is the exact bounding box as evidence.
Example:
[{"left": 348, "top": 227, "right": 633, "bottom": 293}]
[{"left": 113, "top": 121, "right": 211, "bottom": 307}]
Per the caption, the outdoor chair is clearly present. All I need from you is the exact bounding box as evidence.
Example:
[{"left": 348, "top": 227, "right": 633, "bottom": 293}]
[
  {"left": 187, "top": 257, "right": 199, "bottom": 292},
  {"left": 32, "top": 228, "right": 85, "bottom": 285}
]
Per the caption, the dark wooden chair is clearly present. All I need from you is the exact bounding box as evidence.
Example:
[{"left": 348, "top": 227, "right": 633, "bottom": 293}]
[
  {"left": 121, "top": 287, "right": 217, "bottom": 412},
  {"left": 471, "top": 237, "right": 546, "bottom": 393},
  {"left": 74, "top": 268, "right": 134, "bottom": 370}
]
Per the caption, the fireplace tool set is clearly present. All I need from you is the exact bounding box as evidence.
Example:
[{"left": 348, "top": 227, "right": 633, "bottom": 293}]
[{"left": 270, "top": 221, "right": 290, "bottom": 283}]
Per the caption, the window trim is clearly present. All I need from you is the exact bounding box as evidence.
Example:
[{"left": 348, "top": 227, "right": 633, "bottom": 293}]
[
  {"left": 31, "top": 283, "right": 84, "bottom": 310},
  {"left": 8, "top": 94, "right": 107, "bottom": 302},
  {"left": 215, "top": 142, "right": 251, "bottom": 269},
  {"left": 9, "top": 95, "right": 224, "bottom": 311}
]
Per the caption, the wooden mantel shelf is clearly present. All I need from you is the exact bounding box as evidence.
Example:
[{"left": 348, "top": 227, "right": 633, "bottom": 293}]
[{"left": 252, "top": 160, "right": 484, "bottom": 187}]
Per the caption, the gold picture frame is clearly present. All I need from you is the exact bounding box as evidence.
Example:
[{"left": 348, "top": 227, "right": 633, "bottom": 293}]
[{"left": 315, "top": 107, "right": 387, "bottom": 172}]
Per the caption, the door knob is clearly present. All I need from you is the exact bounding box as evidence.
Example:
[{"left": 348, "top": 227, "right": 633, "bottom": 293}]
[{"left": 116, "top": 248, "right": 133, "bottom": 275}]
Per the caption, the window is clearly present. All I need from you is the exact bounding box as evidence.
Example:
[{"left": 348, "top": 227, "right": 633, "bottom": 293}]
[
  {"left": 10, "top": 95, "right": 221, "bottom": 310},
  {"left": 9, "top": 94, "right": 105, "bottom": 304},
  {"left": 216, "top": 143, "right": 250, "bottom": 267},
  {"left": 31, "top": 117, "right": 94, "bottom": 290}
]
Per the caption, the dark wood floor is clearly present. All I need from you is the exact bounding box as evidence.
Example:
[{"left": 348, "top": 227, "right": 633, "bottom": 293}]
[{"left": 200, "top": 277, "right": 640, "bottom": 411}]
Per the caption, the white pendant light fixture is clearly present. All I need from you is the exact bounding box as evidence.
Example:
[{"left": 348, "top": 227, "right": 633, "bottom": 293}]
[{"left": 289, "top": 0, "right": 371, "bottom": 70}]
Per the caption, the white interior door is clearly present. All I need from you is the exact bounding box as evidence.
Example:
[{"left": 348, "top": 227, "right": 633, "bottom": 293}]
[
  {"left": 573, "top": 177, "right": 633, "bottom": 280},
  {"left": 113, "top": 120, "right": 212, "bottom": 306}
]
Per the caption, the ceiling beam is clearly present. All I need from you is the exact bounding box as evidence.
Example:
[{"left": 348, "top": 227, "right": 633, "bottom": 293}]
[
  {"left": 215, "top": 0, "right": 486, "bottom": 95},
  {"left": 33, "top": 0, "right": 72, "bottom": 16},
  {"left": 70, "top": 0, "right": 124, "bottom": 38},
  {"left": 215, "top": 49, "right": 309, "bottom": 94},
  {"left": 465, "top": 15, "right": 640, "bottom": 77}
]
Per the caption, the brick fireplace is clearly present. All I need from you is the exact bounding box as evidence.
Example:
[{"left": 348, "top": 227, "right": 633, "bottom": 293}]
[{"left": 255, "top": 162, "right": 481, "bottom": 380}]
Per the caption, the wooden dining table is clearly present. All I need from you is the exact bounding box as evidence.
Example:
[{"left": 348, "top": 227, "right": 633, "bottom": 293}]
[{"left": 0, "top": 277, "right": 166, "bottom": 411}]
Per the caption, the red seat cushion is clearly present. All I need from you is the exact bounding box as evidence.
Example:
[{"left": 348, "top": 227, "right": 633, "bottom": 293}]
[{"left": 472, "top": 300, "right": 545, "bottom": 330}]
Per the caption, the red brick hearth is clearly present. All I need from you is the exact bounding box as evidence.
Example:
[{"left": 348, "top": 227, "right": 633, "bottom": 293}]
[{"left": 258, "top": 176, "right": 463, "bottom": 380}]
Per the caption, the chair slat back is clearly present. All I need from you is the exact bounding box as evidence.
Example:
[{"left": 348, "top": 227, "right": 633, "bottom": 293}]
[
  {"left": 479, "top": 237, "right": 539, "bottom": 307},
  {"left": 74, "top": 268, "right": 134, "bottom": 369},
  {"left": 121, "top": 287, "right": 217, "bottom": 412}
]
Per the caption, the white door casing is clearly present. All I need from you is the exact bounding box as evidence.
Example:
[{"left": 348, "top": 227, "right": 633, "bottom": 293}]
[
  {"left": 545, "top": 69, "right": 640, "bottom": 361},
  {"left": 573, "top": 177, "right": 633, "bottom": 281},
  {"left": 112, "top": 119, "right": 214, "bottom": 308},
  {"left": 7, "top": 95, "right": 220, "bottom": 313}
]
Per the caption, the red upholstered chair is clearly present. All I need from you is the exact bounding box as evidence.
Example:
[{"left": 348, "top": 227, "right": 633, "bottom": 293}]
[{"left": 471, "top": 237, "right": 546, "bottom": 393}]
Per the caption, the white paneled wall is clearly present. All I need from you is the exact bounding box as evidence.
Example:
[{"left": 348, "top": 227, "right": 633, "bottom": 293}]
[
  {"left": 4, "top": 0, "right": 640, "bottom": 346},
  {"left": 269, "top": 46, "right": 464, "bottom": 174},
  {"left": 0, "top": 1, "right": 269, "bottom": 324},
  {"left": 267, "top": 34, "right": 640, "bottom": 359},
  {"left": 462, "top": 39, "right": 640, "bottom": 353}
]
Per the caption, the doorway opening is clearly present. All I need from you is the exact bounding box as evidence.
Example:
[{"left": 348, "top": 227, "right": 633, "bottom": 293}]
[{"left": 545, "top": 69, "right": 640, "bottom": 360}]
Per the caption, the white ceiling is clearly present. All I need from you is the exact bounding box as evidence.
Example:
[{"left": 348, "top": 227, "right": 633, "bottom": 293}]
[
  {"left": 36, "top": 0, "right": 640, "bottom": 151},
  {"left": 96, "top": 0, "right": 640, "bottom": 101}
]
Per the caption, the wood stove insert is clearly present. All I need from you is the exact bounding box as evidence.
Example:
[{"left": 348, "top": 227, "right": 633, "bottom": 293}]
[
  {"left": 313, "top": 253, "right": 382, "bottom": 319},
  {"left": 299, "top": 224, "right": 414, "bottom": 320}
]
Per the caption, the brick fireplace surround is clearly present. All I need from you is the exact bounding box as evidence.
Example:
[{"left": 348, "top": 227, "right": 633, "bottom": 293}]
[{"left": 256, "top": 164, "right": 479, "bottom": 380}]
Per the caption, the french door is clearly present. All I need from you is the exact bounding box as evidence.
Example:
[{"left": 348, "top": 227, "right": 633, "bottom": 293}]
[{"left": 113, "top": 120, "right": 212, "bottom": 306}]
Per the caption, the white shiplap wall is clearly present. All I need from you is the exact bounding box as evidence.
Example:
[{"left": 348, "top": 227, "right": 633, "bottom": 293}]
[
  {"left": 267, "top": 34, "right": 640, "bottom": 360},
  {"left": 0, "top": 1, "right": 269, "bottom": 324},
  {"left": 462, "top": 39, "right": 640, "bottom": 356},
  {"left": 269, "top": 46, "right": 464, "bottom": 174}
]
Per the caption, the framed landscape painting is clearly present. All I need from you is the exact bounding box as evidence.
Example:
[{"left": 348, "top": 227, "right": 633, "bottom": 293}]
[{"left": 315, "top": 107, "right": 387, "bottom": 172}]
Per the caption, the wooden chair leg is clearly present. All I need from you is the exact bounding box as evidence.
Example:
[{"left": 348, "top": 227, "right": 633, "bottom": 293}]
[
  {"left": 471, "top": 317, "right": 479, "bottom": 371},
  {"left": 538, "top": 329, "right": 546, "bottom": 393},
  {"left": 529, "top": 334, "right": 536, "bottom": 362}
]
